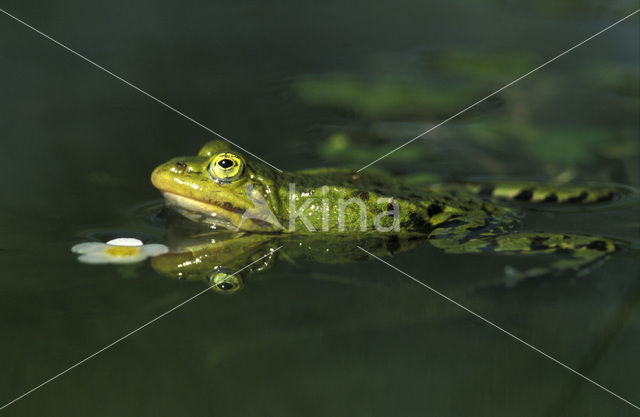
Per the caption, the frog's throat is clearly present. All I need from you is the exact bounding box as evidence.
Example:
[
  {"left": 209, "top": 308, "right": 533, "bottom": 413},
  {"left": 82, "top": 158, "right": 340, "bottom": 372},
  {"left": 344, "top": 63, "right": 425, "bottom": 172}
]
[
  {"left": 162, "top": 192, "right": 241, "bottom": 225},
  {"left": 161, "top": 192, "right": 282, "bottom": 232}
]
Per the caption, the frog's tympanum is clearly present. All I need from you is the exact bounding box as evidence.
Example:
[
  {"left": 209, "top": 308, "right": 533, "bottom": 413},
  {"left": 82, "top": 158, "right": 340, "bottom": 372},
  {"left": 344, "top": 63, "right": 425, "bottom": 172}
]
[{"left": 151, "top": 140, "right": 620, "bottom": 292}]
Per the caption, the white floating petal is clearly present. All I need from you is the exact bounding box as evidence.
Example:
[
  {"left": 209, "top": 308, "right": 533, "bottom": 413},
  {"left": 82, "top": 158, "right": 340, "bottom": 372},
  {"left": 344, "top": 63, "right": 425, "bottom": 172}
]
[
  {"left": 140, "top": 244, "right": 170, "bottom": 257},
  {"left": 71, "top": 242, "right": 107, "bottom": 254},
  {"left": 106, "top": 238, "right": 143, "bottom": 247}
]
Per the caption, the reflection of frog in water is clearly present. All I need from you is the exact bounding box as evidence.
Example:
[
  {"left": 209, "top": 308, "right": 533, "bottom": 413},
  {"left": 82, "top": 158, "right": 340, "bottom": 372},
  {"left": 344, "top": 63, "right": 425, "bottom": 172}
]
[
  {"left": 150, "top": 140, "right": 621, "bottom": 292},
  {"left": 151, "top": 215, "right": 427, "bottom": 294}
]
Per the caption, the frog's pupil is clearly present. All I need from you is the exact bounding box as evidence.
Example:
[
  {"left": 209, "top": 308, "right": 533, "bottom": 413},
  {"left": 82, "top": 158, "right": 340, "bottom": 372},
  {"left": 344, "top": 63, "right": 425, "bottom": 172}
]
[
  {"left": 218, "top": 282, "right": 233, "bottom": 290},
  {"left": 218, "top": 159, "right": 234, "bottom": 169}
]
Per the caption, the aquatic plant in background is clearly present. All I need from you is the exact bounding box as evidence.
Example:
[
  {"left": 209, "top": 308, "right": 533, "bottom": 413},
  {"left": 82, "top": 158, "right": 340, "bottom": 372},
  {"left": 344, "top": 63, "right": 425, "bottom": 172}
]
[{"left": 293, "top": 48, "right": 639, "bottom": 185}]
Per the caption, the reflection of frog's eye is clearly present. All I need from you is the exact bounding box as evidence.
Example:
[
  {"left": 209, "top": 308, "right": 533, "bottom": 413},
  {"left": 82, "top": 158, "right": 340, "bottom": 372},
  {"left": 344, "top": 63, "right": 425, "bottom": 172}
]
[
  {"left": 208, "top": 153, "right": 244, "bottom": 183},
  {"left": 208, "top": 271, "right": 244, "bottom": 294}
]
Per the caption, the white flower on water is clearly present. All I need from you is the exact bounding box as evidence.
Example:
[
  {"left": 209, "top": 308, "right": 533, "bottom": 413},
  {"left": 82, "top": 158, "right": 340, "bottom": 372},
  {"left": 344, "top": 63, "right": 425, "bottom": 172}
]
[{"left": 71, "top": 238, "right": 169, "bottom": 264}]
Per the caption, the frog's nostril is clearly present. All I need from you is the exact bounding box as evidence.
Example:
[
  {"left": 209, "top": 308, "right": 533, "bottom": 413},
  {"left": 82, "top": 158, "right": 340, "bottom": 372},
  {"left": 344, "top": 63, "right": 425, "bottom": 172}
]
[{"left": 174, "top": 160, "right": 188, "bottom": 173}]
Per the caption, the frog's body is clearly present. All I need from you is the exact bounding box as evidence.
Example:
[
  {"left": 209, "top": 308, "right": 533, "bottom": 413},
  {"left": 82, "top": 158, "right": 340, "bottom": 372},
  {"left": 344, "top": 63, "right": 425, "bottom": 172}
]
[{"left": 151, "top": 140, "right": 619, "bottom": 282}]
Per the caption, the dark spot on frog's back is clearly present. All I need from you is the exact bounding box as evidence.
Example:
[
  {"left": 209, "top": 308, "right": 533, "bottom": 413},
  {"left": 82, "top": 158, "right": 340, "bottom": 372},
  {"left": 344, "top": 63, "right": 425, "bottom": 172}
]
[
  {"left": 427, "top": 204, "right": 443, "bottom": 217},
  {"left": 586, "top": 240, "right": 609, "bottom": 251},
  {"left": 480, "top": 203, "right": 495, "bottom": 216},
  {"left": 542, "top": 193, "right": 558, "bottom": 203},
  {"left": 403, "top": 212, "right": 431, "bottom": 232},
  {"left": 478, "top": 185, "right": 494, "bottom": 196},
  {"left": 351, "top": 191, "right": 369, "bottom": 200},
  {"left": 514, "top": 189, "right": 534, "bottom": 201},
  {"left": 567, "top": 191, "right": 588, "bottom": 203},
  {"left": 529, "top": 235, "right": 550, "bottom": 250}
]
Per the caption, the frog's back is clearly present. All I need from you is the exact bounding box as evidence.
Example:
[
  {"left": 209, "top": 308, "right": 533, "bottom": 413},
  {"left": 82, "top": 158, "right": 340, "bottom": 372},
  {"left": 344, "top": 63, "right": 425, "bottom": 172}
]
[{"left": 279, "top": 169, "right": 508, "bottom": 234}]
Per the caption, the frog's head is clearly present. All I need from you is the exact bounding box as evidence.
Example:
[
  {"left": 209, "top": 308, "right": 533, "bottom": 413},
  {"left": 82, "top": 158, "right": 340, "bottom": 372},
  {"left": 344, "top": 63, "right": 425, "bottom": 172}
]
[{"left": 151, "top": 140, "right": 283, "bottom": 232}]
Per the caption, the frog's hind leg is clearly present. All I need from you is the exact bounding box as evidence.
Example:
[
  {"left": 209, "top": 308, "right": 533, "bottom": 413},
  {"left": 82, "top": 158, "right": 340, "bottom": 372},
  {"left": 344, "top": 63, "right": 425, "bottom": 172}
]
[
  {"left": 464, "top": 182, "right": 615, "bottom": 203},
  {"left": 430, "top": 232, "right": 617, "bottom": 286}
]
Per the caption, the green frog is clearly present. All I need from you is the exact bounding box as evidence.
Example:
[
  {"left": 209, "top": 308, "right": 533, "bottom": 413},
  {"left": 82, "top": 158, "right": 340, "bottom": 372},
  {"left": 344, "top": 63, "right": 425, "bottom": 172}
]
[{"left": 151, "top": 140, "right": 620, "bottom": 286}]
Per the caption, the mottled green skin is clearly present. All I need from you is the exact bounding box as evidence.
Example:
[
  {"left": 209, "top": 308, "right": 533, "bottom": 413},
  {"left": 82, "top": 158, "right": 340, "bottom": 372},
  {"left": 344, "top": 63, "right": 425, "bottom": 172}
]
[{"left": 151, "top": 140, "right": 619, "bottom": 288}]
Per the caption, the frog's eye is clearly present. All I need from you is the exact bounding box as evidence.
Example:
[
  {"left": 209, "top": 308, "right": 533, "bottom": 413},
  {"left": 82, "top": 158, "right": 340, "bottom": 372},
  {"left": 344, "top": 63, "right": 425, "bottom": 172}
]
[
  {"left": 208, "top": 153, "right": 244, "bottom": 183},
  {"left": 208, "top": 271, "right": 244, "bottom": 294}
]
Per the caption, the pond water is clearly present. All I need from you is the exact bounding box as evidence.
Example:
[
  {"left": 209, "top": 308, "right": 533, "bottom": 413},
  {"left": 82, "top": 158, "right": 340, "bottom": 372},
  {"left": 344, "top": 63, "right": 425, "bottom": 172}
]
[{"left": 1, "top": 1, "right": 639, "bottom": 416}]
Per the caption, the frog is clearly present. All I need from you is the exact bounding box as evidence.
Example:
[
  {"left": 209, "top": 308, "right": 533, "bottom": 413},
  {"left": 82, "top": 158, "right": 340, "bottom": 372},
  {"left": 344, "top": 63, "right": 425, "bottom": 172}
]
[{"left": 151, "top": 140, "right": 621, "bottom": 284}]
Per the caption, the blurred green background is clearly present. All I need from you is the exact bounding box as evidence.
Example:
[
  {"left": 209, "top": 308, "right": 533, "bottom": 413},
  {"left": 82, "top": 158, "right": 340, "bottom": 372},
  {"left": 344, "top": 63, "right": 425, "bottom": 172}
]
[{"left": 0, "top": 1, "right": 638, "bottom": 416}]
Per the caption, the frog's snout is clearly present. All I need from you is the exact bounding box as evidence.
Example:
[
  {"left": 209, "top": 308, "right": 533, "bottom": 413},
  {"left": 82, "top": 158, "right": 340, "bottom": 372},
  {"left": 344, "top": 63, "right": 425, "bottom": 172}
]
[
  {"left": 150, "top": 163, "right": 166, "bottom": 191},
  {"left": 151, "top": 158, "right": 187, "bottom": 191}
]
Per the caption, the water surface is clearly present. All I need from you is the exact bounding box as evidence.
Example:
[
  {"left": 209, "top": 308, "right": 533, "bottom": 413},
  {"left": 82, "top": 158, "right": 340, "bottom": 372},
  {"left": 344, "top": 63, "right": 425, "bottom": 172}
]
[{"left": 0, "top": 1, "right": 639, "bottom": 416}]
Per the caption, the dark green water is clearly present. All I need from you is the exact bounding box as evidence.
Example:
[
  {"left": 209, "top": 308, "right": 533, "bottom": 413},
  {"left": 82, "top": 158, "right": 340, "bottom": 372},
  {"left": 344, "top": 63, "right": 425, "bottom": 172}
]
[{"left": 1, "top": 1, "right": 639, "bottom": 416}]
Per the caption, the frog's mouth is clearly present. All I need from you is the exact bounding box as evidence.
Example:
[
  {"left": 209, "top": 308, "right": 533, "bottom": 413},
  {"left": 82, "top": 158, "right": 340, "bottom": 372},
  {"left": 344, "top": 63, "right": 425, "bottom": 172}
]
[{"left": 161, "top": 192, "right": 242, "bottom": 227}]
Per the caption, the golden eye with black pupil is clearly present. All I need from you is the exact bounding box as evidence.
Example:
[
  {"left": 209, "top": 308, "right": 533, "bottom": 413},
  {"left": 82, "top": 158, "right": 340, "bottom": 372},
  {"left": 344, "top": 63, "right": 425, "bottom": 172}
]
[{"left": 208, "top": 153, "right": 244, "bottom": 183}]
